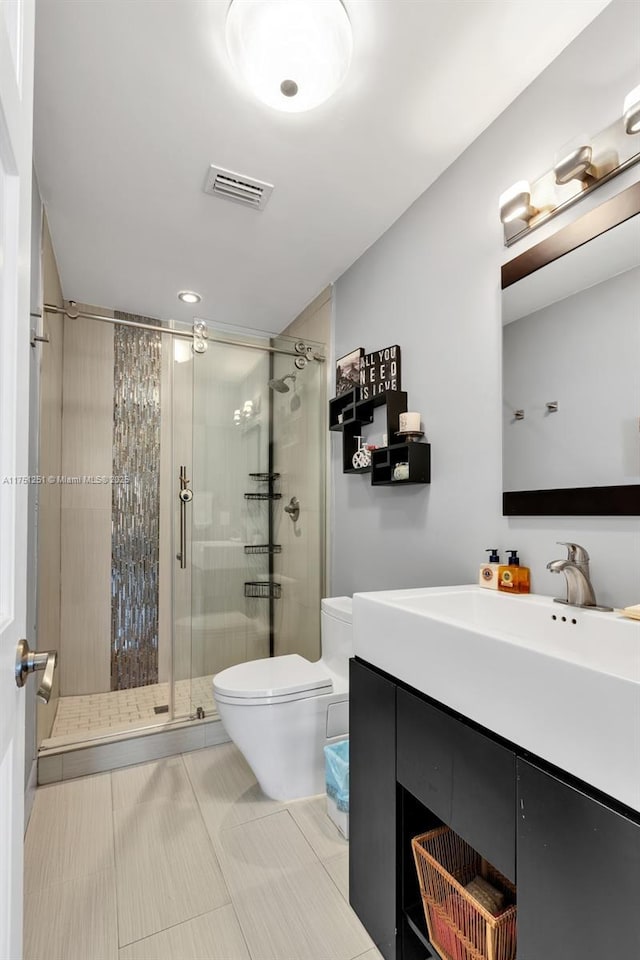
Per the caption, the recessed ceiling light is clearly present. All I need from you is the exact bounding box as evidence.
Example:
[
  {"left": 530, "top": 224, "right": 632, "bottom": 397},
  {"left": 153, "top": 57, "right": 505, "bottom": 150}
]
[
  {"left": 177, "top": 290, "right": 201, "bottom": 304},
  {"left": 226, "top": 0, "right": 353, "bottom": 113}
]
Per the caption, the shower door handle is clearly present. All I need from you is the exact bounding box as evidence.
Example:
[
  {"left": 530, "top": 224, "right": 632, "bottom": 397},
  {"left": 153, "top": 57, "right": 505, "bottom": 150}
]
[
  {"left": 15, "top": 638, "right": 58, "bottom": 704},
  {"left": 177, "top": 465, "right": 193, "bottom": 569}
]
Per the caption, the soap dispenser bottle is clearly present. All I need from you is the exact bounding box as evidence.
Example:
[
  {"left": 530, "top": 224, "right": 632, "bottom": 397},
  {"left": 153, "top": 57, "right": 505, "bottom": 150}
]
[
  {"left": 479, "top": 549, "right": 501, "bottom": 590},
  {"left": 498, "top": 550, "right": 530, "bottom": 594}
]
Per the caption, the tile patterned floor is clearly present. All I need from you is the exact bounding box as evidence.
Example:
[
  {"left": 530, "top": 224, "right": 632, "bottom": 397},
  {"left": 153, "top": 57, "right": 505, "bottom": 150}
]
[
  {"left": 47, "top": 675, "right": 218, "bottom": 743},
  {"left": 24, "top": 742, "right": 382, "bottom": 960}
]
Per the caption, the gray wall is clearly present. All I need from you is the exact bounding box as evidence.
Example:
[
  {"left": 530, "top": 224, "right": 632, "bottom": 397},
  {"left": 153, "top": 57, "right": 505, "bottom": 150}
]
[{"left": 331, "top": 0, "right": 640, "bottom": 609}]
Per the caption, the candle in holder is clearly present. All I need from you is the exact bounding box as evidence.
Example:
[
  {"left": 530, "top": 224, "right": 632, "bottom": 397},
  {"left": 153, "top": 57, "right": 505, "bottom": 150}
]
[{"left": 399, "top": 411, "right": 420, "bottom": 433}]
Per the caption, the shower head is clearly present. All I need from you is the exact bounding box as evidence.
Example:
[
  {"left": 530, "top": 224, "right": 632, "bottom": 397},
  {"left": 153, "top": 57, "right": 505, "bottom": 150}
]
[{"left": 268, "top": 373, "right": 296, "bottom": 393}]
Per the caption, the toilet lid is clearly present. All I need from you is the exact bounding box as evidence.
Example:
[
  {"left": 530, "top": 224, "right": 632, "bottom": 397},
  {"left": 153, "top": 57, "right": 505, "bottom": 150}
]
[{"left": 213, "top": 654, "right": 332, "bottom": 701}]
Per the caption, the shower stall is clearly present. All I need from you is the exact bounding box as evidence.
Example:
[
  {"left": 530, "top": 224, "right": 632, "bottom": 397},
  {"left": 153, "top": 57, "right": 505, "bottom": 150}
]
[{"left": 35, "top": 304, "right": 326, "bottom": 773}]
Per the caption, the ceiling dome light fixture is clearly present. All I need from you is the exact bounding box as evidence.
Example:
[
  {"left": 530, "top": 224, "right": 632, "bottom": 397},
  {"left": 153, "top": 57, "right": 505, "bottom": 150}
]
[
  {"left": 177, "top": 290, "right": 202, "bottom": 304},
  {"left": 226, "top": 0, "right": 353, "bottom": 113}
]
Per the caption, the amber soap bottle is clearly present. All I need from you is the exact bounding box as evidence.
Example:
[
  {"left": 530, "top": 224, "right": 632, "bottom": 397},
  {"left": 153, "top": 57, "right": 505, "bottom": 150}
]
[{"left": 498, "top": 550, "right": 530, "bottom": 594}]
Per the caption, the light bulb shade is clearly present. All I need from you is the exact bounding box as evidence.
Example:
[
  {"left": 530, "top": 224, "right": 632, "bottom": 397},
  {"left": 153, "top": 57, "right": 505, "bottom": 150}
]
[
  {"left": 499, "top": 181, "right": 535, "bottom": 224},
  {"left": 623, "top": 83, "right": 640, "bottom": 135},
  {"left": 226, "top": 0, "right": 353, "bottom": 113},
  {"left": 554, "top": 143, "right": 593, "bottom": 185}
]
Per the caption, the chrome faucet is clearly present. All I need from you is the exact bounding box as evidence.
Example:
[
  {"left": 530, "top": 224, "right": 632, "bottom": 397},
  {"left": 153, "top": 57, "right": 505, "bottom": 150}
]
[{"left": 546, "top": 542, "right": 612, "bottom": 611}]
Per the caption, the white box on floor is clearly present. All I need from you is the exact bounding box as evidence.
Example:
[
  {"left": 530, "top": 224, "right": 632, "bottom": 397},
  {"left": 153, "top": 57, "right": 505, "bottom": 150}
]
[{"left": 326, "top": 795, "right": 349, "bottom": 839}]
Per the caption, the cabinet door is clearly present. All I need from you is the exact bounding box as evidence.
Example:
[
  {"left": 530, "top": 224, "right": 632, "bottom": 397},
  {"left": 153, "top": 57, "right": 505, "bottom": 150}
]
[
  {"left": 397, "top": 689, "right": 516, "bottom": 881},
  {"left": 349, "top": 659, "right": 397, "bottom": 960},
  {"left": 397, "top": 690, "right": 454, "bottom": 826},
  {"left": 451, "top": 718, "right": 516, "bottom": 883},
  {"left": 517, "top": 759, "right": 640, "bottom": 958}
]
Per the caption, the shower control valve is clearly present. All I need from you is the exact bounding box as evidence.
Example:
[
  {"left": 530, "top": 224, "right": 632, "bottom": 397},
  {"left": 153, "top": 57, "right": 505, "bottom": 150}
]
[
  {"left": 284, "top": 496, "right": 300, "bottom": 522},
  {"left": 179, "top": 488, "right": 193, "bottom": 503}
]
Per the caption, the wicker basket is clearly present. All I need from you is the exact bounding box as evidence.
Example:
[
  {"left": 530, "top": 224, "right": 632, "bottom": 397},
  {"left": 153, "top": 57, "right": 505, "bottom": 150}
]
[{"left": 412, "top": 826, "right": 517, "bottom": 960}]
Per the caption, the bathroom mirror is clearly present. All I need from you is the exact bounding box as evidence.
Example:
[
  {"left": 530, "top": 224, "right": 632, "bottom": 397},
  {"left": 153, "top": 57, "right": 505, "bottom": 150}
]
[{"left": 501, "top": 182, "right": 640, "bottom": 515}]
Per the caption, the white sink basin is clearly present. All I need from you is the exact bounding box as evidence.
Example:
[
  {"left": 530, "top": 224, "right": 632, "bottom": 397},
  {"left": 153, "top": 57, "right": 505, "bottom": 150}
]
[{"left": 353, "top": 585, "right": 640, "bottom": 812}]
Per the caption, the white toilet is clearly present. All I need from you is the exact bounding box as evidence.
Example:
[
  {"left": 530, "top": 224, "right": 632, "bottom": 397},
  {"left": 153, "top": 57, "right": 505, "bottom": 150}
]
[{"left": 213, "top": 597, "right": 353, "bottom": 801}]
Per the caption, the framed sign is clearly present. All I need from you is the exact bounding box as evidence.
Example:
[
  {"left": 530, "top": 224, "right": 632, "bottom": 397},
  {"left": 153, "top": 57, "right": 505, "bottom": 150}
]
[
  {"left": 359, "top": 344, "right": 401, "bottom": 399},
  {"left": 336, "top": 347, "right": 363, "bottom": 396}
]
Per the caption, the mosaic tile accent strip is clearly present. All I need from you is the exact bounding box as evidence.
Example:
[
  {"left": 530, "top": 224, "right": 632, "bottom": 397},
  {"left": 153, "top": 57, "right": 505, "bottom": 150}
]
[{"left": 111, "top": 314, "right": 162, "bottom": 690}]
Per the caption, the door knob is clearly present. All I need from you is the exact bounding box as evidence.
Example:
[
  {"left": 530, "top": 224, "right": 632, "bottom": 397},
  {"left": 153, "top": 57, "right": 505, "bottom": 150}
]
[{"left": 15, "top": 638, "right": 58, "bottom": 704}]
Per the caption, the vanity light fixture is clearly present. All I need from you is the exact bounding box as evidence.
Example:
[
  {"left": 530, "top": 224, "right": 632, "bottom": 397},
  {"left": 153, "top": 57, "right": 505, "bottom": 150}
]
[
  {"left": 225, "top": 0, "right": 353, "bottom": 113},
  {"left": 177, "top": 290, "right": 201, "bottom": 304},
  {"left": 623, "top": 84, "right": 640, "bottom": 135},
  {"left": 554, "top": 142, "right": 596, "bottom": 186},
  {"left": 499, "top": 181, "right": 539, "bottom": 224},
  {"left": 500, "top": 94, "right": 640, "bottom": 245}
]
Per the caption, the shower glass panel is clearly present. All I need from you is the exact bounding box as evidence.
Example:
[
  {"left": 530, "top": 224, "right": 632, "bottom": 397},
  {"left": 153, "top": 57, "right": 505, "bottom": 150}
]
[
  {"left": 37, "top": 312, "right": 179, "bottom": 750},
  {"left": 185, "top": 333, "right": 326, "bottom": 720}
]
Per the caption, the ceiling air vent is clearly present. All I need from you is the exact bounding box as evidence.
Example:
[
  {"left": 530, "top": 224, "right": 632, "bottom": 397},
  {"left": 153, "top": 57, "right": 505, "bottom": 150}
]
[{"left": 203, "top": 165, "right": 274, "bottom": 211}]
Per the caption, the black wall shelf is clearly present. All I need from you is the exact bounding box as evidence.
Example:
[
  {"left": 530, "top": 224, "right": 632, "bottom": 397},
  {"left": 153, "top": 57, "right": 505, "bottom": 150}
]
[
  {"left": 244, "top": 491, "right": 282, "bottom": 500},
  {"left": 371, "top": 442, "right": 431, "bottom": 486},
  {"left": 330, "top": 389, "right": 430, "bottom": 486}
]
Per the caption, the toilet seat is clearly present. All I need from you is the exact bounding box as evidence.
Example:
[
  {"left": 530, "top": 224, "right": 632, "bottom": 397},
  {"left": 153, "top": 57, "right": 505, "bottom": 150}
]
[{"left": 213, "top": 654, "right": 333, "bottom": 706}]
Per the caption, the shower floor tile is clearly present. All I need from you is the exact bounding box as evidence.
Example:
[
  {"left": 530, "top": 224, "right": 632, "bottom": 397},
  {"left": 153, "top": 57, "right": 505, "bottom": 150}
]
[{"left": 47, "top": 674, "right": 218, "bottom": 744}]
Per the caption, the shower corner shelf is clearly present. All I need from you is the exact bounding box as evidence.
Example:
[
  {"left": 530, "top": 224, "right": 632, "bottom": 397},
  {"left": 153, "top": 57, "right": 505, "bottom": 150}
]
[
  {"left": 249, "top": 472, "right": 281, "bottom": 482},
  {"left": 244, "top": 491, "right": 282, "bottom": 500},
  {"left": 244, "top": 544, "right": 282, "bottom": 555},
  {"left": 244, "top": 581, "right": 282, "bottom": 600}
]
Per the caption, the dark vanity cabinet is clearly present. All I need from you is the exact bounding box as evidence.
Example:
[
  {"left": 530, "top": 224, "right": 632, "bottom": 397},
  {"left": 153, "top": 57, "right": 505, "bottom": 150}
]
[
  {"left": 397, "top": 689, "right": 516, "bottom": 883},
  {"left": 349, "top": 658, "right": 397, "bottom": 959},
  {"left": 517, "top": 760, "right": 640, "bottom": 958},
  {"left": 349, "top": 657, "right": 640, "bottom": 960}
]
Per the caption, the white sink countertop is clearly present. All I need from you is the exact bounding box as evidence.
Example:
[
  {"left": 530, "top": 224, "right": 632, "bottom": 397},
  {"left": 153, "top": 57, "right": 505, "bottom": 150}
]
[{"left": 353, "top": 585, "right": 640, "bottom": 812}]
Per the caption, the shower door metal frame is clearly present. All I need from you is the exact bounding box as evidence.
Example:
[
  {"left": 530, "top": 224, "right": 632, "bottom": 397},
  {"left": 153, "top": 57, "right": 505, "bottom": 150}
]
[{"left": 37, "top": 303, "right": 327, "bottom": 361}]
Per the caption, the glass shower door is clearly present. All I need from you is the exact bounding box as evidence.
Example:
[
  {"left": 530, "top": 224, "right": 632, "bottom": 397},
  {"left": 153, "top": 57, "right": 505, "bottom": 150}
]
[
  {"left": 186, "top": 336, "right": 271, "bottom": 719},
  {"left": 177, "top": 330, "right": 326, "bottom": 721}
]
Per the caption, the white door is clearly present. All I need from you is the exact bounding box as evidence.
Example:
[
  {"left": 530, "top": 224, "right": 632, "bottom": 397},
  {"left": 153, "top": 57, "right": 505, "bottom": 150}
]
[{"left": 0, "top": 1, "right": 35, "bottom": 958}]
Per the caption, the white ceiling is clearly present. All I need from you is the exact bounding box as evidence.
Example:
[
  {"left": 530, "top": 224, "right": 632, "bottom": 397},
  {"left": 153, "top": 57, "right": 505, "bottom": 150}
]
[{"left": 33, "top": 0, "right": 610, "bottom": 334}]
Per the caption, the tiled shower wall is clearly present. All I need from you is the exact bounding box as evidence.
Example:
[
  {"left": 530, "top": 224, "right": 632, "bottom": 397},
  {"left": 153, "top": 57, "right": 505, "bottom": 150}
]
[
  {"left": 60, "top": 306, "right": 114, "bottom": 695},
  {"left": 273, "top": 287, "right": 330, "bottom": 663},
  {"left": 59, "top": 307, "right": 168, "bottom": 696}
]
